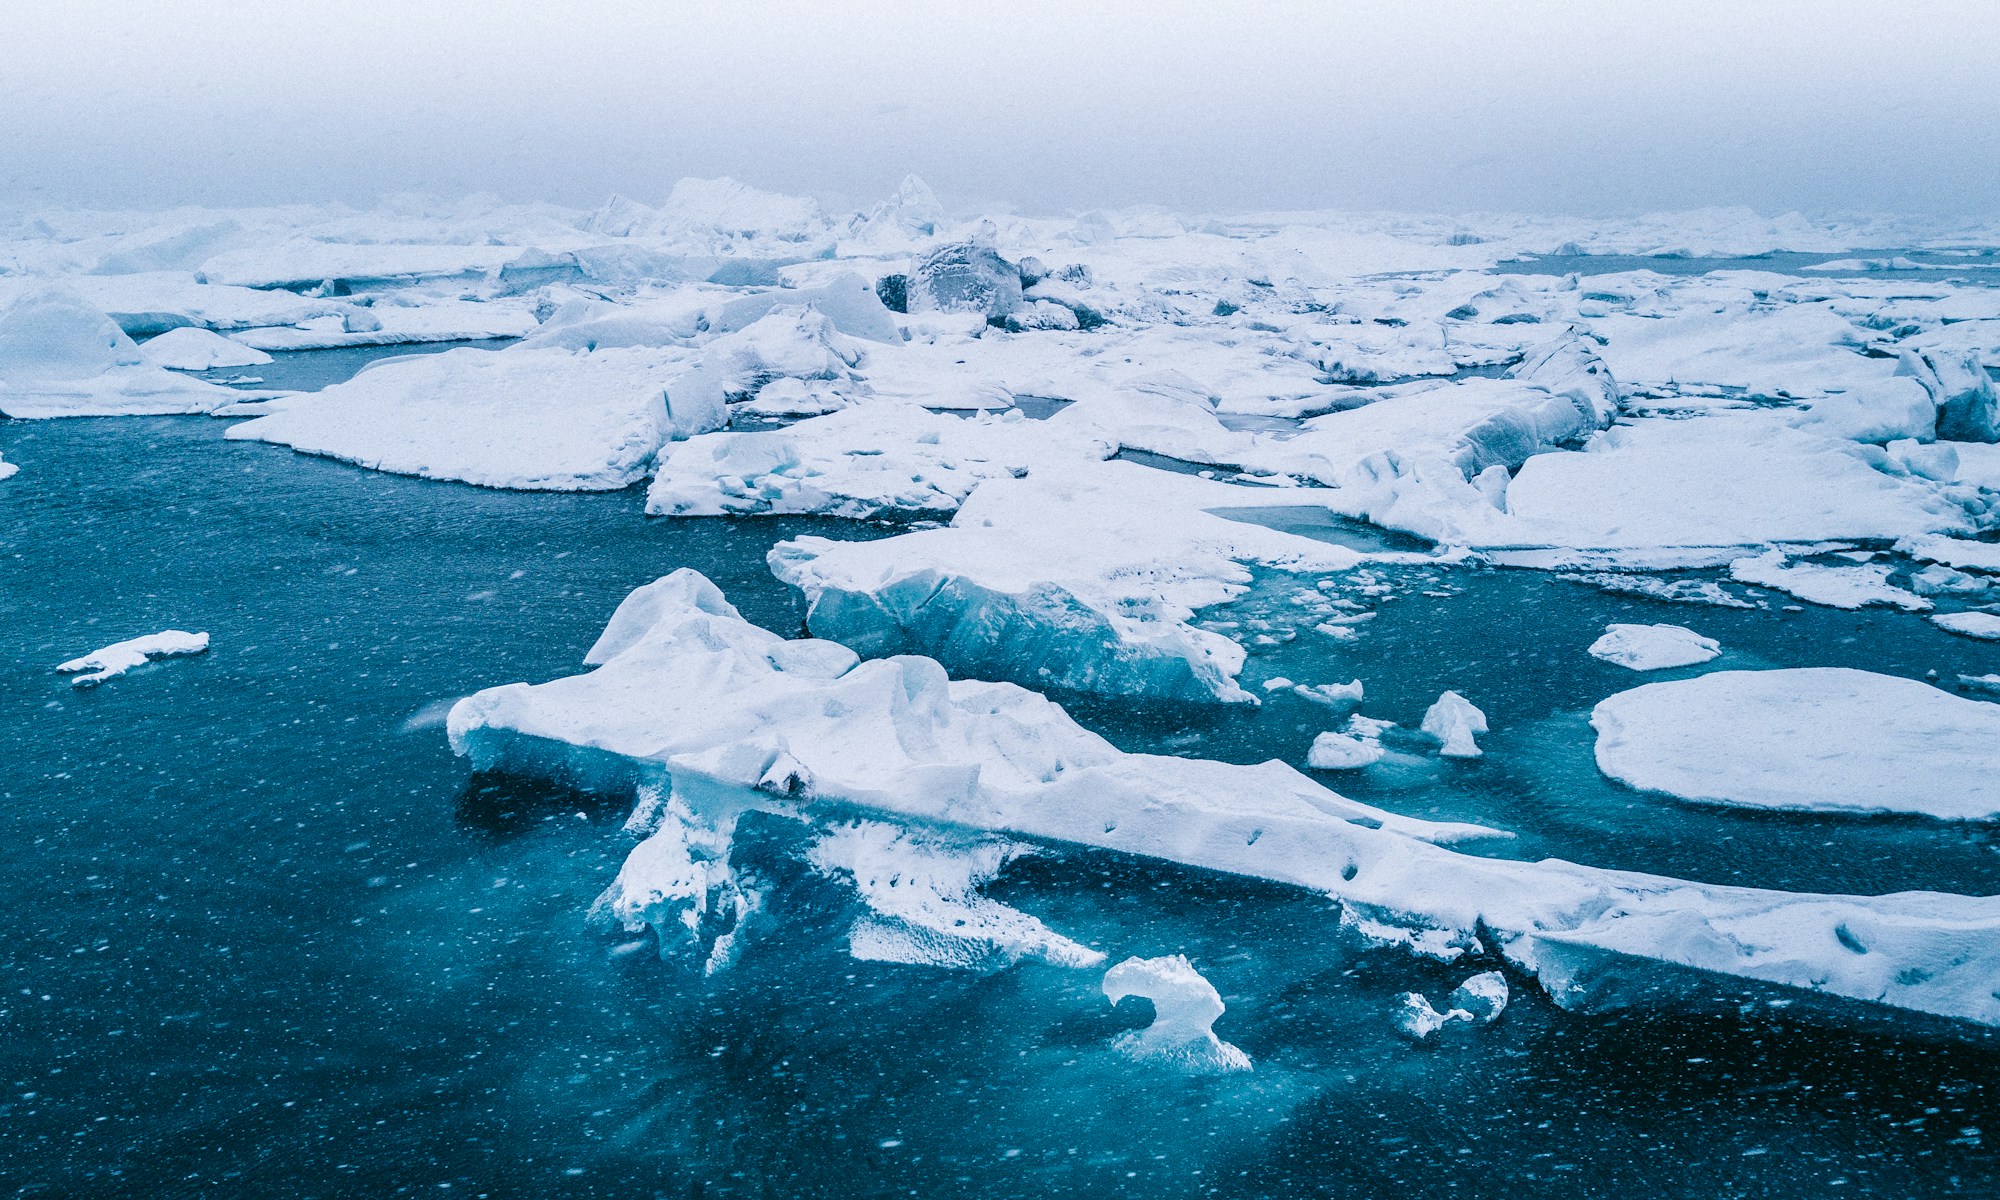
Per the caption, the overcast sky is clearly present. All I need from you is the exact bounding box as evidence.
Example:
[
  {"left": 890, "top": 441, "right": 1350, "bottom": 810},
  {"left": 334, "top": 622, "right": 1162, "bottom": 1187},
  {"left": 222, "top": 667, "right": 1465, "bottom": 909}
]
[{"left": 5, "top": 0, "right": 1996, "bottom": 218}]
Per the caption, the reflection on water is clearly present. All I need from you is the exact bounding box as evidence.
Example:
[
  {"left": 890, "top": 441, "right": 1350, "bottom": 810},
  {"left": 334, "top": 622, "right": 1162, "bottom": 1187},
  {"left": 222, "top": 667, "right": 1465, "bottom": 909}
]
[{"left": 1, "top": 402, "right": 1996, "bottom": 1198}]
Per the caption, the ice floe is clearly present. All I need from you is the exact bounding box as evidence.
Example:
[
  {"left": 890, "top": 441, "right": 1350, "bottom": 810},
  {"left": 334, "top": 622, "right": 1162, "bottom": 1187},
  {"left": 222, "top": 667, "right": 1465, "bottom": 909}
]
[
  {"left": 1587, "top": 623, "right": 1722, "bottom": 671},
  {"left": 57, "top": 630, "right": 210, "bottom": 687},
  {"left": 1592, "top": 668, "right": 2000, "bottom": 820},
  {"left": 1421, "top": 691, "right": 1488, "bottom": 759},
  {"left": 0, "top": 286, "right": 245, "bottom": 417},
  {"left": 138, "top": 326, "right": 273, "bottom": 370},
  {"left": 1727, "top": 549, "right": 1931, "bottom": 611},
  {"left": 450, "top": 573, "right": 2000, "bottom": 1028},
  {"left": 1102, "top": 956, "right": 1251, "bottom": 1073}
]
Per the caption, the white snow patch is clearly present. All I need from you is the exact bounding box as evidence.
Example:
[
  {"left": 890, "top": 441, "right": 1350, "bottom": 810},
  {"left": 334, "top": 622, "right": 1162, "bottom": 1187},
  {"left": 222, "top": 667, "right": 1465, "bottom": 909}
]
[{"left": 57, "top": 630, "right": 210, "bottom": 687}]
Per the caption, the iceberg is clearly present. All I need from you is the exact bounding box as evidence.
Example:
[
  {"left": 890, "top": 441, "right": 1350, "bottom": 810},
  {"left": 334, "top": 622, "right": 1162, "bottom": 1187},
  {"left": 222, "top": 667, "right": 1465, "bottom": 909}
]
[
  {"left": 227, "top": 345, "right": 724, "bottom": 490},
  {"left": 1102, "top": 956, "right": 1251, "bottom": 1073},
  {"left": 0, "top": 286, "right": 245, "bottom": 417},
  {"left": 58, "top": 630, "right": 210, "bottom": 687},
  {"left": 1421, "top": 691, "right": 1487, "bottom": 759},
  {"left": 1587, "top": 623, "right": 1722, "bottom": 671},
  {"left": 449, "top": 573, "right": 2000, "bottom": 1029},
  {"left": 1592, "top": 668, "right": 2000, "bottom": 820}
]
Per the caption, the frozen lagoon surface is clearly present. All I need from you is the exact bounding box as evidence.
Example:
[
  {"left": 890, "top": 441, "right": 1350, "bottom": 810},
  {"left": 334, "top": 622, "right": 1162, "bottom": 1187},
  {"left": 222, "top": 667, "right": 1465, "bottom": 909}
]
[{"left": 5, "top": 191, "right": 2000, "bottom": 1196}]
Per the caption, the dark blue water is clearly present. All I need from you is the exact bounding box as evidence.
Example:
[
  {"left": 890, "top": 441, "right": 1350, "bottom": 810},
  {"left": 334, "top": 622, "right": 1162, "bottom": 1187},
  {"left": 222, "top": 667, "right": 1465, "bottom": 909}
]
[{"left": 3, "top": 402, "right": 1997, "bottom": 1197}]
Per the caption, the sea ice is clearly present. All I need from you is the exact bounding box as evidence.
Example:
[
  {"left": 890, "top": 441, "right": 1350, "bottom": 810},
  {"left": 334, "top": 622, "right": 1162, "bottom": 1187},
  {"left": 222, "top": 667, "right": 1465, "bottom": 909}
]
[
  {"left": 1592, "top": 668, "right": 2000, "bottom": 819},
  {"left": 138, "top": 326, "right": 273, "bottom": 370},
  {"left": 228, "top": 345, "right": 723, "bottom": 490},
  {"left": 57, "top": 630, "right": 210, "bottom": 687},
  {"left": 1307, "top": 730, "right": 1385, "bottom": 770},
  {"left": 1422, "top": 691, "right": 1487, "bottom": 759},
  {"left": 0, "top": 286, "right": 243, "bottom": 417},
  {"left": 448, "top": 573, "right": 2000, "bottom": 1028},
  {"left": 1102, "top": 955, "right": 1251, "bottom": 1073},
  {"left": 806, "top": 821, "right": 1102, "bottom": 970},
  {"left": 1932, "top": 612, "right": 2000, "bottom": 641},
  {"left": 1587, "top": 623, "right": 1722, "bottom": 671},
  {"left": 1728, "top": 549, "right": 1931, "bottom": 611}
]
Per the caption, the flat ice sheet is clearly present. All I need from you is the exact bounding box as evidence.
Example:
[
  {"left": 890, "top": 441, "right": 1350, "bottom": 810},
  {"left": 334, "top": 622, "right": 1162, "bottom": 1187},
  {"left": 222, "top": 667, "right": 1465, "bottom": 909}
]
[{"left": 1593, "top": 668, "right": 2000, "bottom": 820}]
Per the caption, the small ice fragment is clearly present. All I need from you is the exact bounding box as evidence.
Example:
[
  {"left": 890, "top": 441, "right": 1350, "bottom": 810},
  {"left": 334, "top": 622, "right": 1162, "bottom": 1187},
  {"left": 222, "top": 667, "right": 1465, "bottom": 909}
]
[
  {"left": 1293, "top": 679, "right": 1364, "bottom": 710},
  {"left": 1422, "top": 691, "right": 1487, "bottom": 759},
  {"left": 1103, "top": 955, "right": 1251, "bottom": 1073},
  {"left": 1308, "top": 730, "right": 1385, "bottom": 770},
  {"left": 1392, "top": 992, "right": 1470, "bottom": 1040},
  {"left": 0, "top": 451, "right": 15, "bottom": 481},
  {"left": 1933, "top": 612, "right": 2000, "bottom": 641},
  {"left": 57, "top": 630, "right": 209, "bottom": 688},
  {"left": 1261, "top": 677, "right": 1294, "bottom": 692},
  {"left": 1587, "top": 623, "right": 1721, "bottom": 671},
  {"left": 1447, "top": 971, "right": 1509, "bottom": 1023}
]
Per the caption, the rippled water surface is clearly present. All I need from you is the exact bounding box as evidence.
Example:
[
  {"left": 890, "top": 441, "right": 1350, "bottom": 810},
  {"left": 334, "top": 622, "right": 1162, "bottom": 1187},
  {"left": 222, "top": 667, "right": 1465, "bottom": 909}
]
[{"left": 3, "top": 382, "right": 1997, "bottom": 1197}]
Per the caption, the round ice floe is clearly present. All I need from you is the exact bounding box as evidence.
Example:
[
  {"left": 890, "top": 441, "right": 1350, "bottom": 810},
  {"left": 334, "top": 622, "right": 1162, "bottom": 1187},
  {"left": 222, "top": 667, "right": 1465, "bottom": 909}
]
[
  {"left": 1307, "top": 730, "right": 1384, "bottom": 770},
  {"left": 1587, "top": 623, "right": 1721, "bottom": 671},
  {"left": 1933, "top": 612, "right": 2000, "bottom": 641},
  {"left": 1592, "top": 668, "right": 2000, "bottom": 819}
]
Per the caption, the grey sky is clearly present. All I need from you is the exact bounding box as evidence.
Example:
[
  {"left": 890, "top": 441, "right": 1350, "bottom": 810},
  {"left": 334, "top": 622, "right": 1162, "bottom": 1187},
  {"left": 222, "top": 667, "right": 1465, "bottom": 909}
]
[{"left": 5, "top": 0, "right": 1996, "bottom": 218}]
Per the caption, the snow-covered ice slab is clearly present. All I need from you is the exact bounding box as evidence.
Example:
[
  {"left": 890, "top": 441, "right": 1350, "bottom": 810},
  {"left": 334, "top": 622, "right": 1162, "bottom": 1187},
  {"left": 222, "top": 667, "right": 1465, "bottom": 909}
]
[
  {"left": 1588, "top": 304, "right": 1893, "bottom": 397},
  {"left": 139, "top": 327, "right": 272, "bottom": 370},
  {"left": 451, "top": 574, "right": 2000, "bottom": 1029},
  {"left": 1588, "top": 623, "right": 1721, "bottom": 671},
  {"left": 769, "top": 458, "right": 1425, "bottom": 703},
  {"left": 0, "top": 287, "right": 246, "bottom": 417},
  {"left": 229, "top": 298, "right": 540, "bottom": 351},
  {"left": 57, "top": 630, "right": 210, "bottom": 687},
  {"left": 1593, "top": 668, "right": 2000, "bottom": 820},
  {"left": 227, "top": 345, "right": 723, "bottom": 490},
  {"left": 1501, "top": 413, "right": 1973, "bottom": 551},
  {"left": 1933, "top": 612, "right": 2000, "bottom": 641},
  {"left": 1728, "top": 550, "right": 1931, "bottom": 611}
]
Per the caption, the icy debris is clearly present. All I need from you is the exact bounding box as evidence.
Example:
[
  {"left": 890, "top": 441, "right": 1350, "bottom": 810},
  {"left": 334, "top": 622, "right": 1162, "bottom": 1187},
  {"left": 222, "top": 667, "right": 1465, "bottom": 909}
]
[
  {"left": 138, "top": 326, "right": 272, "bottom": 370},
  {"left": 1449, "top": 971, "right": 1510, "bottom": 1023},
  {"left": 57, "top": 630, "right": 209, "bottom": 687},
  {"left": 1900, "top": 535, "right": 2000, "bottom": 574},
  {"left": 1728, "top": 550, "right": 1931, "bottom": 611},
  {"left": 907, "top": 241, "right": 1021, "bottom": 320},
  {"left": 1899, "top": 346, "right": 1999, "bottom": 443},
  {"left": 1392, "top": 992, "right": 1469, "bottom": 1040},
  {"left": 1294, "top": 679, "right": 1365, "bottom": 710},
  {"left": 1587, "top": 623, "right": 1721, "bottom": 671},
  {"left": 1933, "top": 612, "right": 2000, "bottom": 641},
  {"left": 0, "top": 450, "right": 15, "bottom": 482},
  {"left": 1422, "top": 691, "right": 1487, "bottom": 759},
  {"left": 451, "top": 573, "right": 2000, "bottom": 1027},
  {"left": 1592, "top": 668, "right": 2000, "bottom": 820},
  {"left": 1307, "top": 730, "right": 1385, "bottom": 770},
  {"left": 1393, "top": 971, "right": 1509, "bottom": 1040},
  {"left": 1102, "top": 956, "right": 1251, "bottom": 1073},
  {"left": 806, "top": 822, "right": 1102, "bottom": 971},
  {"left": 229, "top": 346, "right": 723, "bottom": 490},
  {"left": 1558, "top": 573, "right": 1758, "bottom": 609}
]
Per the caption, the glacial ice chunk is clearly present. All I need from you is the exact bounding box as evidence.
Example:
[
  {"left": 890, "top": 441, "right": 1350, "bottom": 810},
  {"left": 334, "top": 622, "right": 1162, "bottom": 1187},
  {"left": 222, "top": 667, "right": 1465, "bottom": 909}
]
[
  {"left": 807, "top": 821, "right": 1103, "bottom": 970},
  {"left": 1102, "top": 955, "right": 1251, "bottom": 1073},
  {"left": 139, "top": 326, "right": 272, "bottom": 370},
  {"left": 1308, "top": 730, "right": 1386, "bottom": 770},
  {"left": 1587, "top": 623, "right": 1721, "bottom": 671},
  {"left": 0, "top": 286, "right": 242, "bottom": 417},
  {"left": 57, "top": 630, "right": 210, "bottom": 687},
  {"left": 1448, "top": 971, "right": 1509, "bottom": 1023},
  {"left": 1422, "top": 691, "right": 1487, "bottom": 758},
  {"left": 1592, "top": 668, "right": 2000, "bottom": 819},
  {"left": 908, "top": 242, "right": 1022, "bottom": 320},
  {"left": 1933, "top": 612, "right": 2000, "bottom": 641}
]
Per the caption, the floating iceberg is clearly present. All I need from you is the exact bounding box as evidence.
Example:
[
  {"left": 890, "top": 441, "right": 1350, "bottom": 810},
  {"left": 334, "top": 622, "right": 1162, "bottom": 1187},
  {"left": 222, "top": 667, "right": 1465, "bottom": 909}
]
[
  {"left": 227, "top": 345, "right": 723, "bottom": 490},
  {"left": 0, "top": 287, "right": 244, "bottom": 417},
  {"left": 1421, "top": 691, "right": 1488, "bottom": 759},
  {"left": 58, "top": 630, "right": 210, "bottom": 687},
  {"left": 449, "top": 573, "right": 2000, "bottom": 1029},
  {"left": 1587, "top": 623, "right": 1722, "bottom": 671},
  {"left": 1102, "top": 956, "right": 1251, "bottom": 1073},
  {"left": 1592, "top": 668, "right": 2000, "bottom": 820}
]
